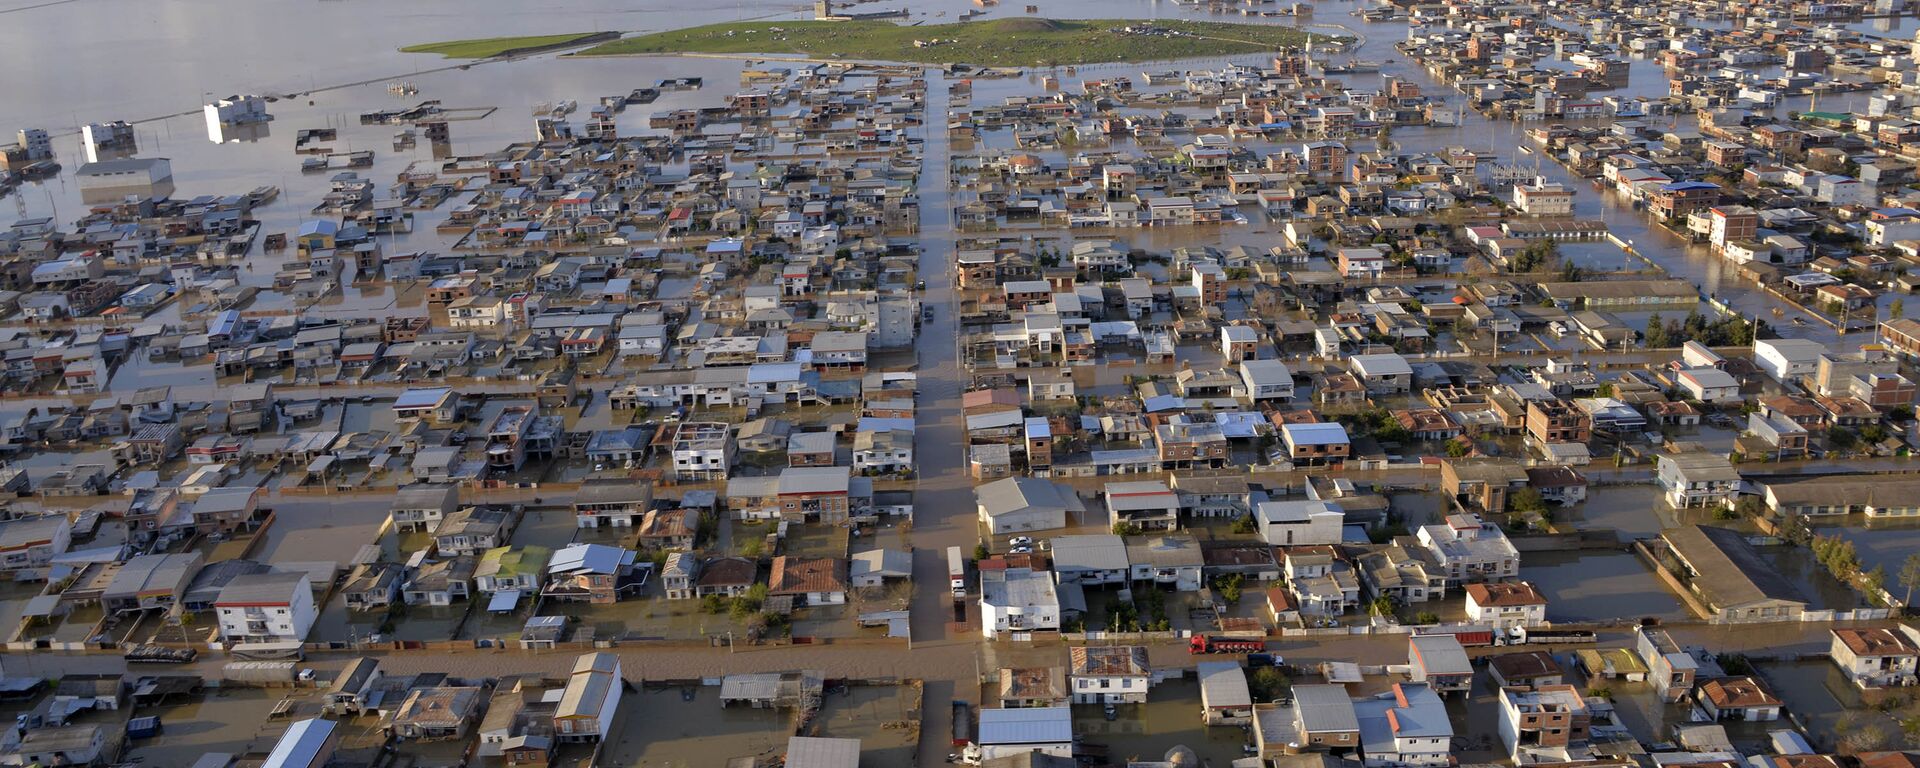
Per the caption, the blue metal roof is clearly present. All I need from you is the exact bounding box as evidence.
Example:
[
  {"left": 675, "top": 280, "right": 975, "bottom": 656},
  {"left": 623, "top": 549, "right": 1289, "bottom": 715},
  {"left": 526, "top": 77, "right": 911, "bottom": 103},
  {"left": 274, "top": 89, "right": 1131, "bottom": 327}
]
[
  {"left": 262, "top": 718, "right": 336, "bottom": 768},
  {"left": 978, "top": 706, "right": 1073, "bottom": 745}
]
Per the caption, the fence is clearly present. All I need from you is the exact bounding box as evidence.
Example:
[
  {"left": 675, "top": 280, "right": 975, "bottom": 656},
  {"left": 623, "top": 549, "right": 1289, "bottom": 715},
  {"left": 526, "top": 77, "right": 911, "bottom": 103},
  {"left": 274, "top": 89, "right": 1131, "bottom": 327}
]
[{"left": 1279, "top": 624, "right": 1411, "bottom": 638}]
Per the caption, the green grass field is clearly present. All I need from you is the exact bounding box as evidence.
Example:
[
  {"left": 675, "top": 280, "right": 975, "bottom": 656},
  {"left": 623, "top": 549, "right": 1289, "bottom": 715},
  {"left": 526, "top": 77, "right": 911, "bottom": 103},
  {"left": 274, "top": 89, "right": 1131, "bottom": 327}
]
[
  {"left": 400, "top": 33, "right": 602, "bottom": 59},
  {"left": 577, "top": 18, "right": 1327, "bottom": 66}
]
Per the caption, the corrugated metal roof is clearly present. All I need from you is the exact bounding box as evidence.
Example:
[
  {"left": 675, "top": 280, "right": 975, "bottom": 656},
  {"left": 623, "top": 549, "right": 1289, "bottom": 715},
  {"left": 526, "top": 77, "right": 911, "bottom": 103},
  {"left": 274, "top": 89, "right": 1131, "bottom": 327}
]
[{"left": 978, "top": 706, "right": 1073, "bottom": 745}]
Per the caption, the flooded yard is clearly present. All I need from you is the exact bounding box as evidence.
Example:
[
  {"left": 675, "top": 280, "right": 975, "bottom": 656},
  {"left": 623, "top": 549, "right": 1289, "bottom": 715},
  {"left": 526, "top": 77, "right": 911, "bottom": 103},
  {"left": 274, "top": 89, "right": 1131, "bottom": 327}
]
[
  {"left": 1074, "top": 678, "right": 1251, "bottom": 765},
  {"left": 1756, "top": 545, "right": 1864, "bottom": 612},
  {"left": 1757, "top": 660, "right": 1864, "bottom": 752},
  {"left": 124, "top": 688, "right": 286, "bottom": 766},
  {"left": 1811, "top": 519, "right": 1920, "bottom": 589},
  {"left": 597, "top": 685, "right": 792, "bottom": 767},
  {"left": 807, "top": 684, "right": 923, "bottom": 765},
  {"left": 255, "top": 497, "right": 394, "bottom": 566},
  {"left": 1521, "top": 550, "right": 1687, "bottom": 623},
  {"left": 1564, "top": 485, "right": 1717, "bottom": 541}
]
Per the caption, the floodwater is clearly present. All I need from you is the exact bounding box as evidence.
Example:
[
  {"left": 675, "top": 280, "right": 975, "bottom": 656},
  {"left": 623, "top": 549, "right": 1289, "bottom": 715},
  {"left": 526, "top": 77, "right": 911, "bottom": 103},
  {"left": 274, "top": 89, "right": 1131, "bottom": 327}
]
[
  {"left": 255, "top": 496, "right": 396, "bottom": 565},
  {"left": 1756, "top": 659, "right": 1867, "bottom": 752},
  {"left": 1075, "top": 678, "right": 1252, "bottom": 765},
  {"left": 1565, "top": 485, "right": 1718, "bottom": 541},
  {"left": 123, "top": 687, "right": 287, "bottom": 766},
  {"left": 1757, "top": 543, "right": 1867, "bottom": 611},
  {"left": 1810, "top": 518, "right": 1920, "bottom": 594},
  {"left": 1520, "top": 550, "right": 1687, "bottom": 623},
  {"left": 597, "top": 685, "right": 793, "bottom": 767},
  {"left": 0, "top": 0, "right": 1884, "bottom": 347}
]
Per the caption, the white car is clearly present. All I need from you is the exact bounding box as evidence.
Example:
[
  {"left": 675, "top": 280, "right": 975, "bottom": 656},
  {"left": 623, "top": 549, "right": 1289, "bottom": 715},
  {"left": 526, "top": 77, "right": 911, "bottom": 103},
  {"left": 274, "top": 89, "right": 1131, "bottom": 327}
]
[
  {"left": 1010, "top": 545, "right": 1034, "bottom": 555},
  {"left": 1007, "top": 536, "right": 1034, "bottom": 548}
]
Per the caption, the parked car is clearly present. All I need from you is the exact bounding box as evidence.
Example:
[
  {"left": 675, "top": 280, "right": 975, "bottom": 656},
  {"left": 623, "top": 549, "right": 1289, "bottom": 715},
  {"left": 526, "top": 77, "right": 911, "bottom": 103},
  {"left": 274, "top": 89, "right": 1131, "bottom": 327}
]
[{"left": 1008, "top": 536, "right": 1033, "bottom": 547}]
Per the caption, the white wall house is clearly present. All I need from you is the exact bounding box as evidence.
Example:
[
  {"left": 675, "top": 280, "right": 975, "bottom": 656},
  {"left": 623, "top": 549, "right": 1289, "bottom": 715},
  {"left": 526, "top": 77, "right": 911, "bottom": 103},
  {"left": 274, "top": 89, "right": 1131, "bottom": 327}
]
[{"left": 214, "top": 572, "right": 316, "bottom": 644}]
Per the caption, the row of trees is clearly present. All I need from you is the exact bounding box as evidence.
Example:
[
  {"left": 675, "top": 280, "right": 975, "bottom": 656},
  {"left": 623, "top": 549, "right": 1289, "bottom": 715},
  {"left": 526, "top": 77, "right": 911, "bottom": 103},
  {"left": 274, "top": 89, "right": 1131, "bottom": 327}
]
[{"left": 1643, "top": 309, "right": 1767, "bottom": 348}]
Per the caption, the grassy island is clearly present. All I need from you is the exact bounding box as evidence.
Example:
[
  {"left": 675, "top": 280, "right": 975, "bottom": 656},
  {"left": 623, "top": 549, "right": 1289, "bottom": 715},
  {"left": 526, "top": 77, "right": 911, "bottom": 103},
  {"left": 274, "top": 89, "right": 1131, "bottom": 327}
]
[
  {"left": 400, "top": 33, "right": 608, "bottom": 59},
  {"left": 576, "top": 18, "right": 1328, "bottom": 67}
]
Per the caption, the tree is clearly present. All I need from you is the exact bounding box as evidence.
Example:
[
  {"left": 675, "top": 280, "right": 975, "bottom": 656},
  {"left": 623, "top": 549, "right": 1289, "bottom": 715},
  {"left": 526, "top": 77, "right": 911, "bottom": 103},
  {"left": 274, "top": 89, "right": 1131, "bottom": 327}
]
[
  {"left": 1445, "top": 438, "right": 1472, "bottom": 458},
  {"left": 1231, "top": 515, "right": 1258, "bottom": 535},
  {"left": 1645, "top": 312, "right": 1671, "bottom": 348},
  {"left": 1217, "top": 574, "right": 1246, "bottom": 604},
  {"left": 1900, "top": 553, "right": 1920, "bottom": 608},
  {"left": 1558, "top": 261, "right": 1586, "bottom": 282},
  {"left": 1895, "top": 298, "right": 1907, "bottom": 320},
  {"left": 1369, "top": 595, "right": 1396, "bottom": 617},
  {"left": 1840, "top": 712, "right": 1897, "bottom": 754},
  {"left": 1865, "top": 565, "right": 1888, "bottom": 599},
  {"left": 1250, "top": 666, "right": 1291, "bottom": 702},
  {"left": 1512, "top": 240, "right": 1557, "bottom": 272},
  {"left": 1372, "top": 420, "right": 1411, "bottom": 444},
  {"left": 973, "top": 543, "right": 990, "bottom": 561},
  {"left": 1510, "top": 487, "right": 1548, "bottom": 515},
  {"left": 1111, "top": 522, "right": 1143, "bottom": 536}
]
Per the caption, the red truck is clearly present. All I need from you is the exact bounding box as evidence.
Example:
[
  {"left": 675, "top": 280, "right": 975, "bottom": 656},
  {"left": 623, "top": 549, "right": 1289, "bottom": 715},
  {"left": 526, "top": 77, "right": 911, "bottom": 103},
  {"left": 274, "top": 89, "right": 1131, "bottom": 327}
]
[{"left": 1190, "top": 636, "right": 1265, "bottom": 654}]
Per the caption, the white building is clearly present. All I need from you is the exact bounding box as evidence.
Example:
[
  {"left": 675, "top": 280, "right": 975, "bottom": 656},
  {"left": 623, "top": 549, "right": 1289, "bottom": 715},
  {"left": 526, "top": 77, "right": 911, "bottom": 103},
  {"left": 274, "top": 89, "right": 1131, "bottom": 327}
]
[
  {"left": 1676, "top": 367, "right": 1740, "bottom": 404},
  {"left": 1463, "top": 582, "right": 1548, "bottom": 629},
  {"left": 1069, "top": 645, "right": 1150, "bottom": 703},
  {"left": 975, "top": 707, "right": 1074, "bottom": 762},
  {"left": 80, "top": 121, "right": 135, "bottom": 163},
  {"left": 1254, "top": 499, "right": 1344, "bottom": 547},
  {"left": 1656, "top": 453, "right": 1740, "bottom": 509},
  {"left": 214, "top": 571, "right": 316, "bottom": 644},
  {"left": 980, "top": 567, "right": 1061, "bottom": 639},
  {"left": 75, "top": 157, "right": 174, "bottom": 204},
  {"left": 669, "top": 421, "right": 735, "bottom": 481},
  {"left": 1356, "top": 682, "right": 1453, "bottom": 767},
  {"left": 205, "top": 94, "right": 271, "bottom": 143},
  {"left": 1414, "top": 514, "right": 1519, "bottom": 586},
  {"left": 1349, "top": 353, "right": 1414, "bottom": 394},
  {"left": 1513, "top": 182, "right": 1574, "bottom": 215},
  {"left": 0, "top": 515, "right": 72, "bottom": 573},
  {"left": 976, "top": 477, "right": 1085, "bottom": 534},
  {"left": 1830, "top": 627, "right": 1920, "bottom": 689},
  {"left": 555, "top": 652, "right": 623, "bottom": 742},
  {"left": 1239, "top": 359, "right": 1295, "bottom": 403},
  {"left": 1753, "top": 338, "right": 1826, "bottom": 384}
]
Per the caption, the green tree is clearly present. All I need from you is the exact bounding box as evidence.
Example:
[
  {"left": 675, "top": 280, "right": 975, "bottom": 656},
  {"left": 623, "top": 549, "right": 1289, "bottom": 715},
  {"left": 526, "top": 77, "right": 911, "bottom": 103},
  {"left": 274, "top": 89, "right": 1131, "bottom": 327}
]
[
  {"left": 1445, "top": 438, "right": 1472, "bottom": 458},
  {"left": 1369, "top": 595, "right": 1396, "bottom": 617},
  {"left": 1510, "top": 487, "right": 1548, "bottom": 514},
  {"left": 1894, "top": 298, "right": 1907, "bottom": 320},
  {"left": 1231, "top": 515, "right": 1258, "bottom": 535},
  {"left": 1865, "top": 564, "right": 1888, "bottom": 598},
  {"left": 1111, "top": 522, "right": 1143, "bottom": 536},
  {"left": 1250, "top": 666, "right": 1292, "bottom": 701},
  {"left": 1217, "top": 574, "right": 1246, "bottom": 604},
  {"left": 1512, "top": 240, "right": 1557, "bottom": 272},
  {"left": 1372, "top": 420, "right": 1411, "bottom": 444},
  {"left": 973, "top": 543, "right": 990, "bottom": 561},
  {"left": 1901, "top": 553, "right": 1920, "bottom": 607},
  {"left": 1645, "top": 312, "right": 1671, "bottom": 347}
]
